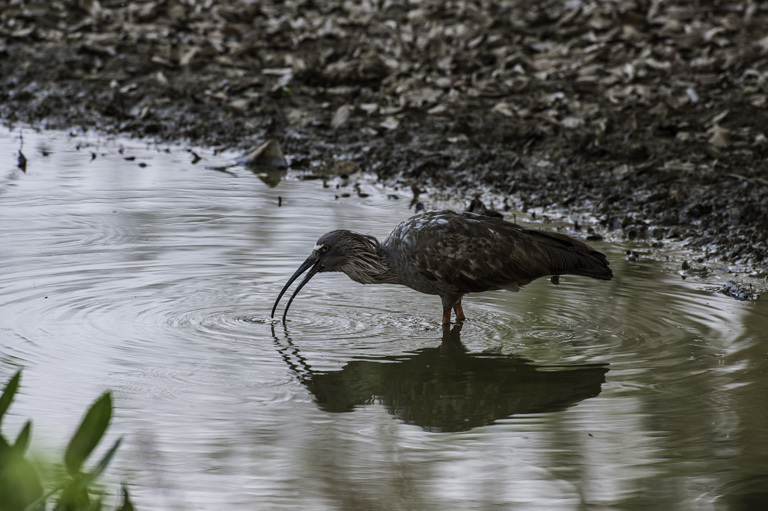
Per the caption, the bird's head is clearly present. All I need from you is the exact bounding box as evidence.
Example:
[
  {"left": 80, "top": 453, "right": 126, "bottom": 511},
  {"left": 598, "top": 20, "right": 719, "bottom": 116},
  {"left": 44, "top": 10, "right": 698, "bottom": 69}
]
[{"left": 271, "top": 230, "right": 385, "bottom": 321}]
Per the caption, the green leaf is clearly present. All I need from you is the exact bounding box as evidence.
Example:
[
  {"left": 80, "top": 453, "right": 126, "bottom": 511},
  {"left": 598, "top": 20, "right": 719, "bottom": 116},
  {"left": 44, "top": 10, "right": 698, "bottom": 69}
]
[
  {"left": 13, "top": 420, "right": 32, "bottom": 454},
  {"left": 56, "top": 438, "right": 122, "bottom": 510},
  {"left": 92, "top": 437, "right": 121, "bottom": 479},
  {"left": 0, "top": 370, "right": 21, "bottom": 426},
  {"left": 54, "top": 479, "right": 90, "bottom": 511},
  {"left": 64, "top": 392, "right": 113, "bottom": 476},
  {"left": 24, "top": 486, "right": 57, "bottom": 511},
  {"left": 1, "top": 449, "right": 44, "bottom": 510},
  {"left": 80, "top": 438, "right": 122, "bottom": 488}
]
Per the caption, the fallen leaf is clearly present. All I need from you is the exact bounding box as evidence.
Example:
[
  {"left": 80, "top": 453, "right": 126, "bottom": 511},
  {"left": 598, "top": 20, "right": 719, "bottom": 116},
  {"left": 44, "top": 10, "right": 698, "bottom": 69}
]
[
  {"left": 380, "top": 116, "right": 399, "bottom": 130},
  {"left": 331, "top": 104, "right": 353, "bottom": 129},
  {"left": 708, "top": 125, "right": 731, "bottom": 148}
]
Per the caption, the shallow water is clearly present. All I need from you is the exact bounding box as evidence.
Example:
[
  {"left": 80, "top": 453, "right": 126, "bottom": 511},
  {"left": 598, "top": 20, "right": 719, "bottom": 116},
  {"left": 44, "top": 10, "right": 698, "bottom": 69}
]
[{"left": 1, "top": 128, "right": 767, "bottom": 510}]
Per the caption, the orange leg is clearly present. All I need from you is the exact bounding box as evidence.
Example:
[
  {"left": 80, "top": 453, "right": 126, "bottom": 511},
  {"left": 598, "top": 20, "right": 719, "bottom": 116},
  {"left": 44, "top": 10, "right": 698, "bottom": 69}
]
[
  {"left": 453, "top": 302, "right": 466, "bottom": 322},
  {"left": 442, "top": 307, "right": 452, "bottom": 325}
]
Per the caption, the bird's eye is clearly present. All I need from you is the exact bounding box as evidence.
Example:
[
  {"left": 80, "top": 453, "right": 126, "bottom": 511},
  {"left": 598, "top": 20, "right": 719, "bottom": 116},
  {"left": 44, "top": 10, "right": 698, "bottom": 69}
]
[{"left": 320, "top": 245, "right": 330, "bottom": 253}]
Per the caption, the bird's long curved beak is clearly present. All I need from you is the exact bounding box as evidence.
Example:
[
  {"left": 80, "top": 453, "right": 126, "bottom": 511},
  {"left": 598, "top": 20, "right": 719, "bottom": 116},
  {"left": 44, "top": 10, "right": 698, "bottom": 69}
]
[{"left": 271, "top": 253, "right": 322, "bottom": 322}]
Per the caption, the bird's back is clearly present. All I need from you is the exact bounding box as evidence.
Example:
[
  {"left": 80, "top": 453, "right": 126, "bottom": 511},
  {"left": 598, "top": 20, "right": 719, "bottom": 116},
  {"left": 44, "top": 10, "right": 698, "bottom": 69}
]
[{"left": 382, "top": 210, "right": 612, "bottom": 295}]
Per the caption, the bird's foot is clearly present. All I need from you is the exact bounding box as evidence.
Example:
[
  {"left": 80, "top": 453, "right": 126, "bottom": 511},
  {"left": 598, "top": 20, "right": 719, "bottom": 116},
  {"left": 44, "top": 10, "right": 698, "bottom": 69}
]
[{"left": 442, "top": 304, "right": 466, "bottom": 325}]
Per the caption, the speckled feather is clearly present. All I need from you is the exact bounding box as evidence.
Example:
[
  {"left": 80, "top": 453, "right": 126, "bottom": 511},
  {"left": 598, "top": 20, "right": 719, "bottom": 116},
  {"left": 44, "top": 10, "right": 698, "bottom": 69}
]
[{"left": 380, "top": 211, "right": 612, "bottom": 305}]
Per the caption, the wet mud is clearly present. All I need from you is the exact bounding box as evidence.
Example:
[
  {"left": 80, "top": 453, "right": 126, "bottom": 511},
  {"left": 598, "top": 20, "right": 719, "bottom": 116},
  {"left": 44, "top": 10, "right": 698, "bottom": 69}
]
[{"left": 2, "top": 0, "right": 767, "bottom": 268}]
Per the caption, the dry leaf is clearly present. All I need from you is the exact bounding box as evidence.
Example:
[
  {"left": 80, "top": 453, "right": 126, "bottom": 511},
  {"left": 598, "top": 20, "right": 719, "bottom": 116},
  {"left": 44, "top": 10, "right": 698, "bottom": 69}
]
[
  {"left": 331, "top": 104, "right": 353, "bottom": 129},
  {"left": 708, "top": 125, "right": 731, "bottom": 148},
  {"left": 380, "top": 116, "right": 399, "bottom": 130}
]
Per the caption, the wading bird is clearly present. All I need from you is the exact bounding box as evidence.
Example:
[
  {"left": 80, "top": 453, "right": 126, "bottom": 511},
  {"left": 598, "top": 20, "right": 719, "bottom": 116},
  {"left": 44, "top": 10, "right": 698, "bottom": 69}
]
[{"left": 272, "top": 210, "right": 612, "bottom": 324}]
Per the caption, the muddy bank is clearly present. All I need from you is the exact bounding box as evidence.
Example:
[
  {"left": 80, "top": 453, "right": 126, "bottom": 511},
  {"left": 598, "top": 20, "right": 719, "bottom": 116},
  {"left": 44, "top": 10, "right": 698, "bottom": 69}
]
[{"left": 2, "top": 0, "right": 767, "bottom": 267}]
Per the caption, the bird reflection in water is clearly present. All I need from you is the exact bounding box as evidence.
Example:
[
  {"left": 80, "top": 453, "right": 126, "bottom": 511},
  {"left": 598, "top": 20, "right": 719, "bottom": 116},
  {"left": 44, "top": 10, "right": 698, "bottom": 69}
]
[{"left": 272, "top": 324, "right": 608, "bottom": 433}]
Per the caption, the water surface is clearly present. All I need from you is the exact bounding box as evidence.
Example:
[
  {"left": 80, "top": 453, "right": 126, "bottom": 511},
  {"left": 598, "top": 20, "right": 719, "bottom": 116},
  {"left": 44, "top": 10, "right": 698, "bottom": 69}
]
[{"left": 1, "top": 129, "right": 767, "bottom": 509}]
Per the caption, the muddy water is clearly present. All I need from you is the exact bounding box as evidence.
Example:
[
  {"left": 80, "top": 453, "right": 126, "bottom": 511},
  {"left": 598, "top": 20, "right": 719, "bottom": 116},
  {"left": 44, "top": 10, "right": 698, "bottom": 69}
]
[{"left": 1, "top": 129, "right": 767, "bottom": 510}]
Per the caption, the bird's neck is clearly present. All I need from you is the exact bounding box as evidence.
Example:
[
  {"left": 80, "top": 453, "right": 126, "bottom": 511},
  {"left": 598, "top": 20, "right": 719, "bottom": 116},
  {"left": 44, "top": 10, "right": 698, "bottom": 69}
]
[{"left": 341, "top": 245, "right": 396, "bottom": 285}]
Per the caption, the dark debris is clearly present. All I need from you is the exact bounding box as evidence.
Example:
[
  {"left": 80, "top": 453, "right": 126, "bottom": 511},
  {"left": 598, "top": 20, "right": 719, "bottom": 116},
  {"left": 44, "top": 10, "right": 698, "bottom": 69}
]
[{"left": 719, "top": 281, "right": 760, "bottom": 302}]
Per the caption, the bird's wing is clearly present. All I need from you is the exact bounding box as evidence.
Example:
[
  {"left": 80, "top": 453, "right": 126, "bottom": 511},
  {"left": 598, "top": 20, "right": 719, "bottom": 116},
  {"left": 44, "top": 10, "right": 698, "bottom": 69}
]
[{"left": 393, "top": 211, "right": 611, "bottom": 294}]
